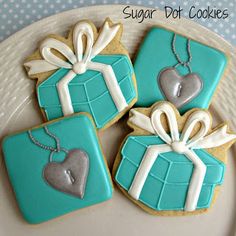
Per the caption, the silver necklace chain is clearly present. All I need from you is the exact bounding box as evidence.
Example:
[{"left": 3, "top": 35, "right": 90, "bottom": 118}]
[
  {"left": 172, "top": 33, "right": 192, "bottom": 73},
  {"left": 28, "top": 126, "right": 68, "bottom": 154}
]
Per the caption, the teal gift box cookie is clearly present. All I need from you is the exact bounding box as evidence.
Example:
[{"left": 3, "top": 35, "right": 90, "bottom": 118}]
[
  {"left": 2, "top": 113, "right": 113, "bottom": 224},
  {"left": 24, "top": 19, "right": 137, "bottom": 130},
  {"left": 116, "top": 136, "right": 224, "bottom": 211},
  {"left": 134, "top": 27, "right": 227, "bottom": 113},
  {"left": 113, "top": 102, "right": 236, "bottom": 215}
]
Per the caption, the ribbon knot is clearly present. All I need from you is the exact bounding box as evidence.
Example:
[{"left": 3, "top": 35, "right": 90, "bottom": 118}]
[
  {"left": 72, "top": 62, "right": 87, "bottom": 74},
  {"left": 128, "top": 102, "right": 236, "bottom": 212},
  {"left": 171, "top": 141, "right": 187, "bottom": 154}
]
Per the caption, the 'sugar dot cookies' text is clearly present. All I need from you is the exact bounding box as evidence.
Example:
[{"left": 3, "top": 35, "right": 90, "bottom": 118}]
[{"left": 123, "top": 6, "right": 156, "bottom": 23}]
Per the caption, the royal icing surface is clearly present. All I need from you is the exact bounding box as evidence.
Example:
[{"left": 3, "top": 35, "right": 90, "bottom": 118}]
[
  {"left": 3, "top": 114, "right": 113, "bottom": 224},
  {"left": 134, "top": 27, "right": 227, "bottom": 113}
]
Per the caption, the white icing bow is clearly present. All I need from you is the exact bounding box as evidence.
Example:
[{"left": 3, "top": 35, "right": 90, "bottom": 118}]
[
  {"left": 128, "top": 103, "right": 236, "bottom": 211},
  {"left": 24, "top": 21, "right": 128, "bottom": 116}
]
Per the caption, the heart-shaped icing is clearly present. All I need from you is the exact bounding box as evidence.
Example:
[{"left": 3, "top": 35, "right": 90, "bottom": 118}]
[
  {"left": 43, "top": 149, "right": 89, "bottom": 198},
  {"left": 158, "top": 67, "right": 203, "bottom": 108}
]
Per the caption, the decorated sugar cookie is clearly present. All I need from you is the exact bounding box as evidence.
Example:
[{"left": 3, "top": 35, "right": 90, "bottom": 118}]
[
  {"left": 113, "top": 101, "right": 236, "bottom": 215},
  {"left": 24, "top": 18, "right": 137, "bottom": 130},
  {"left": 134, "top": 27, "right": 228, "bottom": 113},
  {"left": 2, "top": 113, "right": 113, "bottom": 224}
]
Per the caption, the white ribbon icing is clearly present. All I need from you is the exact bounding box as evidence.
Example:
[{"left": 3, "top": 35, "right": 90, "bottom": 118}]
[
  {"left": 24, "top": 21, "right": 128, "bottom": 116},
  {"left": 128, "top": 103, "right": 236, "bottom": 211}
]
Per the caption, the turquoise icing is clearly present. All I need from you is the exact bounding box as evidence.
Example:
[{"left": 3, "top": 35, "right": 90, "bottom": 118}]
[
  {"left": 37, "top": 54, "right": 136, "bottom": 129},
  {"left": 134, "top": 27, "right": 227, "bottom": 113},
  {"left": 2, "top": 114, "right": 113, "bottom": 224},
  {"left": 115, "top": 135, "right": 225, "bottom": 211}
]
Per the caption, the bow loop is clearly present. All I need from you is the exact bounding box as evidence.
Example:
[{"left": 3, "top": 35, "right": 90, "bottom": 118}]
[
  {"left": 180, "top": 110, "right": 211, "bottom": 148},
  {"left": 73, "top": 22, "right": 94, "bottom": 64},
  {"left": 151, "top": 103, "right": 179, "bottom": 145},
  {"left": 40, "top": 38, "right": 76, "bottom": 69}
]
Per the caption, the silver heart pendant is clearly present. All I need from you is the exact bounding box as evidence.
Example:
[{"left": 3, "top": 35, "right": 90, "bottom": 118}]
[
  {"left": 158, "top": 67, "right": 203, "bottom": 108},
  {"left": 43, "top": 149, "right": 89, "bottom": 198}
]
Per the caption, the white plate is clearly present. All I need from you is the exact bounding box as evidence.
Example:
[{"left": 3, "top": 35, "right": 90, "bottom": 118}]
[{"left": 0, "top": 5, "right": 236, "bottom": 236}]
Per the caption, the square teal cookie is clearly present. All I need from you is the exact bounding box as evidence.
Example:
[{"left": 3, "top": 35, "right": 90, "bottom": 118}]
[
  {"left": 134, "top": 27, "right": 227, "bottom": 113},
  {"left": 2, "top": 114, "right": 113, "bottom": 224}
]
